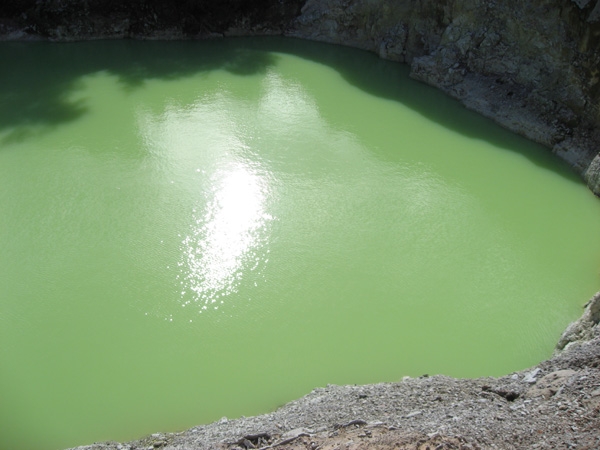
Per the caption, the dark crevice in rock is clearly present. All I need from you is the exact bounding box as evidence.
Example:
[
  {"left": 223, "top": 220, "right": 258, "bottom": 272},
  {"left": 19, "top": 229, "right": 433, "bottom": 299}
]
[{"left": 481, "top": 385, "right": 520, "bottom": 402}]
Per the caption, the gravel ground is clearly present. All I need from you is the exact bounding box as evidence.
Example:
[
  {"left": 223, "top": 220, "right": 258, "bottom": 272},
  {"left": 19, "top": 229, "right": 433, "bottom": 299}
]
[{"left": 71, "top": 295, "right": 600, "bottom": 450}]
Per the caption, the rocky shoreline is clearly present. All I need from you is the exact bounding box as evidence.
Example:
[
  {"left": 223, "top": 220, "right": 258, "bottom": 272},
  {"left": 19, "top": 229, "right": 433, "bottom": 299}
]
[{"left": 2, "top": 1, "right": 599, "bottom": 448}]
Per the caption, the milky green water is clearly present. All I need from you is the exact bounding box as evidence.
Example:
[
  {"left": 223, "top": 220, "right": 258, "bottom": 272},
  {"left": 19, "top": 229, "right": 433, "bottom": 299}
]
[{"left": 1, "top": 38, "right": 600, "bottom": 450}]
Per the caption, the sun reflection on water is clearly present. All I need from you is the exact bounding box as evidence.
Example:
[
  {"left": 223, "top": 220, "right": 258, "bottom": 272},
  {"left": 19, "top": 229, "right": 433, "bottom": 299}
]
[
  {"left": 178, "top": 164, "right": 273, "bottom": 311},
  {"left": 136, "top": 69, "right": 330, "bottom": 317},
  {"left": 136, "top": 84, "right": 286, "bottom": 316}
]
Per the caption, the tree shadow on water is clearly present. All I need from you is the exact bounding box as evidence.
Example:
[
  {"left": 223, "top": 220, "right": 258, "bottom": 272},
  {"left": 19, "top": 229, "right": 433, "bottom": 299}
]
[
  {"left": 0, "top": 36, "right": 585, "bottom": 185},
  {"left": 247, "top": 37, "right": 584, "bottom": 185},
  {"left": 0, "top": 39, "right": 277, "bottom": 145},
  {"left": 0, "top": 46, "right": 88, "bottom": 144}
]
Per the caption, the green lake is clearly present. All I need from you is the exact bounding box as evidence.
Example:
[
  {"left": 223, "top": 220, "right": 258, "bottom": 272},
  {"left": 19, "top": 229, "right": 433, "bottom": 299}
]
[{"left": 1, "top": 38, "right": 599, "bottom": 450}]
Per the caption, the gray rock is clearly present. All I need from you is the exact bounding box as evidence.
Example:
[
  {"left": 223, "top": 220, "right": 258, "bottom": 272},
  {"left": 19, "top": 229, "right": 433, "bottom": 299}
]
[
  {"left": 588, "top": 1, "right": 600, "bottom": 21},
  {"left": 572, "top": 0, "right": 593, "bottom": 9},
  {"left": 523, "top": 369, "right": 542, "bottom": 384}
]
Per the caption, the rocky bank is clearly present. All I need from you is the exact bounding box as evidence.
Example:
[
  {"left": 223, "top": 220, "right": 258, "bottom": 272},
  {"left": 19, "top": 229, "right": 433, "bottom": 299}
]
[{"left": 1, "top": 1, "right": 599, "bottom": 448}]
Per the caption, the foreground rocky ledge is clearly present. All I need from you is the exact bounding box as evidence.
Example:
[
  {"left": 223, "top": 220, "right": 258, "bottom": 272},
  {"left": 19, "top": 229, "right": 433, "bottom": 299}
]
[{"left": 70, "top": 296, "right": 600, "bottom": 450}]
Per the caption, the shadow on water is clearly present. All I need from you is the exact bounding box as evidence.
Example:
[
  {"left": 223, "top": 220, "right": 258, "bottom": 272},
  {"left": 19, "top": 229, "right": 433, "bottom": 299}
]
[
  {"left": 0, "top": 39, "right": 278, "bottom": 144},
  {"left": 0, "top": 36, "right": 581, "bottom": 183},
  {"left": 249, "top": 37, "right": 582, "bottom": 184}
]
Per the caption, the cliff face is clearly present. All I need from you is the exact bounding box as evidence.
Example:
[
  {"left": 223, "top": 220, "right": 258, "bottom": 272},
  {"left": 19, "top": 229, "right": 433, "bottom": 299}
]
[
  {"left": 1, "top": 0, "right": 599, "bottom": 192},
  {"left": 0, "top": 0, "right": 305, "bottom": 38}
]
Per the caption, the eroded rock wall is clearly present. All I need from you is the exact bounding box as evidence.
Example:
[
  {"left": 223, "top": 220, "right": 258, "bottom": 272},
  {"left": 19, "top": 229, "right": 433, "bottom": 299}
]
[{"left": 0, "top": 0, "right": 305, "bottom": 39}]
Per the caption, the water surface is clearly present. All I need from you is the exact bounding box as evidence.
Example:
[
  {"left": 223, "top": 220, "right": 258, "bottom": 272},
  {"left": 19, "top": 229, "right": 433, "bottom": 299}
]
[{"left": 1, "top": 38, "right": 600, "bottom": 450}]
